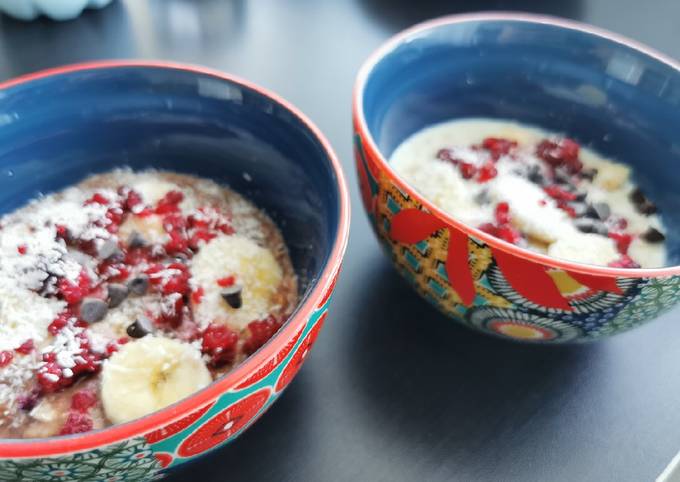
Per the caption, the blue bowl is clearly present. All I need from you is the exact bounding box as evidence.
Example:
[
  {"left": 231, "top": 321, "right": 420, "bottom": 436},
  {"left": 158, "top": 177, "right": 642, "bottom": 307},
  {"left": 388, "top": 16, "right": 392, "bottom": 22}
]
[
  {"left": 0, "top": 61, "right": 349, "bottom": 480},
  {"left": 354, "top": 13, "right": 680, "bottom": 343}
]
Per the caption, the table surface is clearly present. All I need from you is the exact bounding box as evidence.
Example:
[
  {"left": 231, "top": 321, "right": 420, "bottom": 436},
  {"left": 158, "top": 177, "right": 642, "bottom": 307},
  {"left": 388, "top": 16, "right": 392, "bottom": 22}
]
[{"left": 2, "top": 1, "right": 680, "bottom": 481}]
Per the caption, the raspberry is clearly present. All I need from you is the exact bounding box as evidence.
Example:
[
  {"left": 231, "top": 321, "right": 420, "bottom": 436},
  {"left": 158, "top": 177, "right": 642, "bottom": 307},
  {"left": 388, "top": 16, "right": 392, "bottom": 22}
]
[
  {"left": 459, "top": 162, "right": 477, "bottom": 179},
  {"left": 58, "top": 271, "right": 92, "bottom": 305},
  {"left": 48, "top": 312, "right": 73, "bottom": 335},
  {"left": 494, "top": 202, "right": 511, "bottom": 225},
  {"left": 71, "top": 390, "right": 97, "bottom": 412},
  {"left": 243, "top": 316, "right": 282, "bottom": 355},
  {"left": 436, "top": 148, "right": 458, "bottom": 164},
  {"left": 162, "top": 213, "right": 189, "bottom": 255},
  {"left": 17, "top": 244, "right": 27, "bottom": 255},
  {"left": 478, "top": 223, "right": 498, "bottom": 236},
  {"left": 84, "top": 192, "right": 110, "bottom": 206},
  {"left": 156, "top": 190, "right": 184, "bottom": 215},
  {"left": 201, "top": 323, "right": 239, "bottom": 367},
  {"left": 0, "top": 351, "right": 13, "bottom": 367},
  {"left": 216, "top": 276, "right": 235, "bottom": 288},
  {"left": 189, "top": 229, "right": 216, "bottom": 250},
  {"left": 608, "top": 255, "right": 640, "bottom": 269},
  {"left": 15, "top": 339, "right": 34, "bottom": 355},
  {"left": 161, "top": 263, "right": 190, "bottom": 296},
  {"left": 104, "top": 207, "right": 124, "bottom": 233},
  {"left": 482, "top": 137, "right": 517, "bottom": 159},
  {"left": 17, "top": 391, "right": 39, "bottom": 411},
  {"left": 556, "top": 200, "right": 577, "bottom": 218},
  {"left": 536, "top": 138, "right": 582, "bottom": 173},
  {"left": 191, "top": 287, "right": 205, "bottom": 305},
  {"left": 59, "top": 411, "right": 93, "bottom": 435},
  {"left": 122, "top": 188, "right": 143, "bottom": 212},
  {"left": 38, "top": 362, "right": 67, "bottom": 393},
  {"left": 609, "top": 232, "right": 633, "bottom": 255},
  {"left": 477, "top": 162, "right": 498, "bottom": 183},
  {"left": 543, "top": 185, "right": 577, "bottom": 202},
  {"left": 497, "top": 225, "right": 522, "bottom": 245},
  {"left": 159, "top": 294, "right": 184, "bottom": 326}
]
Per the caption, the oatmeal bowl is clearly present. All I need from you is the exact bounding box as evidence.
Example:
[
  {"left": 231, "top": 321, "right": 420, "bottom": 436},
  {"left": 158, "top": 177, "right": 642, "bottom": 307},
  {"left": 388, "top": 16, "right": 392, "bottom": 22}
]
[
  {"left": 0, "top": 61, "right": 349, "bottom": 480},
  {"left": 354, "top": 13, "right": 680, "bottom": 344}
]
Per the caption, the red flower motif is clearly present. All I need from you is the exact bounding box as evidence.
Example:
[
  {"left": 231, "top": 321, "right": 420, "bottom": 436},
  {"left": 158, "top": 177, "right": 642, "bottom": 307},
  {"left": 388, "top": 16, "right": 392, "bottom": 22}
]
[
  {"left": 234, "top": 325, "right": 304, "bottom": 390},
  {"left": 275, "top": 312, "right": 327, "bottom": 392},
  {"left": 390, "top": 208, "right": 625, "bottom": 311},
  {"left": 145, "top": 401, "right": 215, "bottom": 444},
  {"left": 177, "top": 389, "right": 270, "bottom": 458},
  {"left": 154, "top": 452, "right": 174, "bottom": 468}
]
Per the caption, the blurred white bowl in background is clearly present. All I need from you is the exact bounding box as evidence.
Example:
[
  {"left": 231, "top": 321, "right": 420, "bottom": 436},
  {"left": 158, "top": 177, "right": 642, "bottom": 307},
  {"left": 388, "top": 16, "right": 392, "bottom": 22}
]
[{"left": 0, "top": 0, "right": 114, "bottom": 21}]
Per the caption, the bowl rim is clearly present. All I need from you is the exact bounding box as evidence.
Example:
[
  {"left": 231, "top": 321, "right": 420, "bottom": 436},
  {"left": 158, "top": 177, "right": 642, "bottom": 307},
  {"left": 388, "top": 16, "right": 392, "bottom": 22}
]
[
  {"left": 0, "top": 60, "right": 350, "bottom": 456},
  {"left": 353, "top": 11, "right": 680, "bottom": 278}
]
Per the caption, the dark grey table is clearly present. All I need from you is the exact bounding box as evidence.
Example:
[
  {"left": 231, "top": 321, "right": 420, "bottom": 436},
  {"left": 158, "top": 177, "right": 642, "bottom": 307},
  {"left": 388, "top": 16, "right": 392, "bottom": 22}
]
[{"left": 2, "top": 1, "right": 680, "bottom": 481}]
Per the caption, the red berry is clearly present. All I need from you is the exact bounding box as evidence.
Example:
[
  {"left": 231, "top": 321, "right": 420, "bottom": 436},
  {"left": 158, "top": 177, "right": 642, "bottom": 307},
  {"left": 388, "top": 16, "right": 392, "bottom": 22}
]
[
  {"left": 608, "top": 255, "right": 640, "bottom": 269},
  {"left": 478, "top": 223, "right": 498, "bottom": 236},
  {"left": 37, "top": 363, "right": 65, "bottom": 393},
  {"left": 55, "top": 224, "right": 69, "bottom": 240},
  {"left": 123, "top": 189, "right": 143, "bottom": 212},
  {"left": 17, "top": 244, "right": 27, "bottom": 255},
  {"left": 437, "top": 148, "right": 458, "bottom": 164},
  {"left": 15, "top": 339, "right": 34, "bottom": 355},
  {"left": 477, "top": 162, "right": 497, "bottom": 183},
  {"left": 556, "top": 200, "right": 577, "bottom": 218},
  {"left": 536, "top": 138, "right": 582, "bottom": 173},
  {"left": 59, "top": 411, "right": 93, "bottom": 435},
  {"left": 243, "top": 316, "right": 282, "bottom": 356},
  {"left": 71, "top": 390, "right": 97, "bottom": 412},
  {"left": 0, "top": 351, "right": 13, "bottom": 367},
  {"left": 609, "top": 232, "right": 633, "bottom": 255},
  {"left": 156, "top": 190, "right": 184, "bottom": 214},
  {"left": 543, "top": 185, "right": 577, "bottom": 202},
  {"left": 201, "top": 323, "right": 239, "bottom": 367},
  {"left": 191, "top": 287, "right": 205, "bottom": 305},
  {"left": 188, "top": 230, "right": 216, "bottom": 250},
  {"left": 482, "top": 137, "right": 517, "bottom": 159},
  {"left": 48, "top": 312, "right": 72, "bottom": 335},
  {"left": 84, "top": 192, "right": 110, "bottom": 206},
  {"left": 58, "top": 271, "right": 92, "bottom": 305},
  {"left": 497, "top": 225, "right": 522, "bottom": 245},
  {"left": 216, "top": 276, "right": 235, "bottom": 288},
  {"left": 494, "top": 202, "right": 511, "bottom": 225},
  {"left": 459, "top": 162, "right": 477, "bottom": 179}
]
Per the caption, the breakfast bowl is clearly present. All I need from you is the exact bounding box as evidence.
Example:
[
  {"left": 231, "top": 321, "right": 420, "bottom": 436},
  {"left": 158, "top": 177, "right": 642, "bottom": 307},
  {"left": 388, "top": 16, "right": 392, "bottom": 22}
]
[
  {"left": 0, "top": 61, "right": 349, "bottom": 480},
  {"left": 353, "top": 13, "right": 680, "bottom": 344}
]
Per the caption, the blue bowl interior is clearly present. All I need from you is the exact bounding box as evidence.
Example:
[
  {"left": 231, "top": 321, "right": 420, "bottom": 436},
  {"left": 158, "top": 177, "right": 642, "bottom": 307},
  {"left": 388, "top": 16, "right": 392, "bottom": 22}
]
[
  {"left": 362, "top": 18, "right": 680, "bottom": 265},
  {"left": 0, "top": 66, "right": 341, "bottom": 297}
]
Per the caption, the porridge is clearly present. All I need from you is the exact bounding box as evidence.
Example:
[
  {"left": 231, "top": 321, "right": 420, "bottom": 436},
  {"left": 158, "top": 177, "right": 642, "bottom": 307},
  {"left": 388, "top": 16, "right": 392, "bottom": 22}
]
[
  {"left": 0, "top": 170, "right": 297, "bottom": 438},
  {"left": 391, "top": 118, "right": 666, "bottom": 268}
]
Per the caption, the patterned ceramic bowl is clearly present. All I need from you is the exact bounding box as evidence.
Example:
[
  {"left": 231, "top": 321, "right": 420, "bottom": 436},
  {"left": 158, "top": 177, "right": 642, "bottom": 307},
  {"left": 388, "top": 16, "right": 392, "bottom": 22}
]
[
  {"left": 354, "top": 13, "right": 680, "bottom": 344},
  {"left": 0, "top": 61, "right": 349, "bottom": 480}
]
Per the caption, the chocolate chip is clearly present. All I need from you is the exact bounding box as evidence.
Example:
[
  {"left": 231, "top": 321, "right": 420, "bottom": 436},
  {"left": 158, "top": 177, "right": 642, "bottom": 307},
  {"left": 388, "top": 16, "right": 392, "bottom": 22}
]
[
  {"left": 221, "top": 285, "right": 243, "bottom": 309},
  {"left": 527, "top": 165, "right": 545, "bottom": 185},
  {"left": 107, "top": 283, "right": 129, "bottom": 308},
  {"left": 80, "top": 297, "right": 108, "bottom": 323},
  {"left": 630, "top": 188, "right": 658, "bottom": 215},
  {"left": 586, "top": 202, "right": 611, "bottom": 221},
  {"left": 98, "top": 239, "right": 122, "bottom": 260},
  {"left": 574, "top": 218, "right": 608, "bottom": 236},
  {"left": 126, "top": 316, "right": 154, "bottom": 338},
  {"left": 574, "top": 192, "right": 587, "bottom": 202},
  {"left": 580, "top": 167, "right": 598, "bottom": 181},
  {"left": 474, "top": 189, "right": 490, "bottom": 205},
  {"left": 127, "top": 275, "right": 149, "bottom": 296},
  {"left": 127, "top": 230, "right": 147, "bottom": 248},
  {"left": 642, "top": 227, "right": 666, "bottom": 243}
]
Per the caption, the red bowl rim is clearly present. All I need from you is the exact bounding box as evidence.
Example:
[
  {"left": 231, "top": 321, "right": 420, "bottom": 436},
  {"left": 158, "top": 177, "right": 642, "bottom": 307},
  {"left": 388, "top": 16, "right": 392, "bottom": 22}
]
[
  {"left": 0, "top": 60, "right": 351, "bottom": 457},
  {"left": 353, "top": 11, "right": 680, "bottom": 279}
]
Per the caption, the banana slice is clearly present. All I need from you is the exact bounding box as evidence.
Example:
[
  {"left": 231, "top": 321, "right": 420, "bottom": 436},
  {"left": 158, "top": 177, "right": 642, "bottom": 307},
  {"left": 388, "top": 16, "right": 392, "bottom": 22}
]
[
  {"left": 101, "top": 336, "right": 212, "bottom": 424},
  {"left": 190, "top": 234, "right": 283, "bottom": 330},
  {"left": 593, "top": 162, "right": 630, "bottom": 191},
  {"left": 117, "top": 214, "right": 168, "bottom": 246},
  {"left": 547, "top": 232, "right": 619, "bottom": 266}
]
